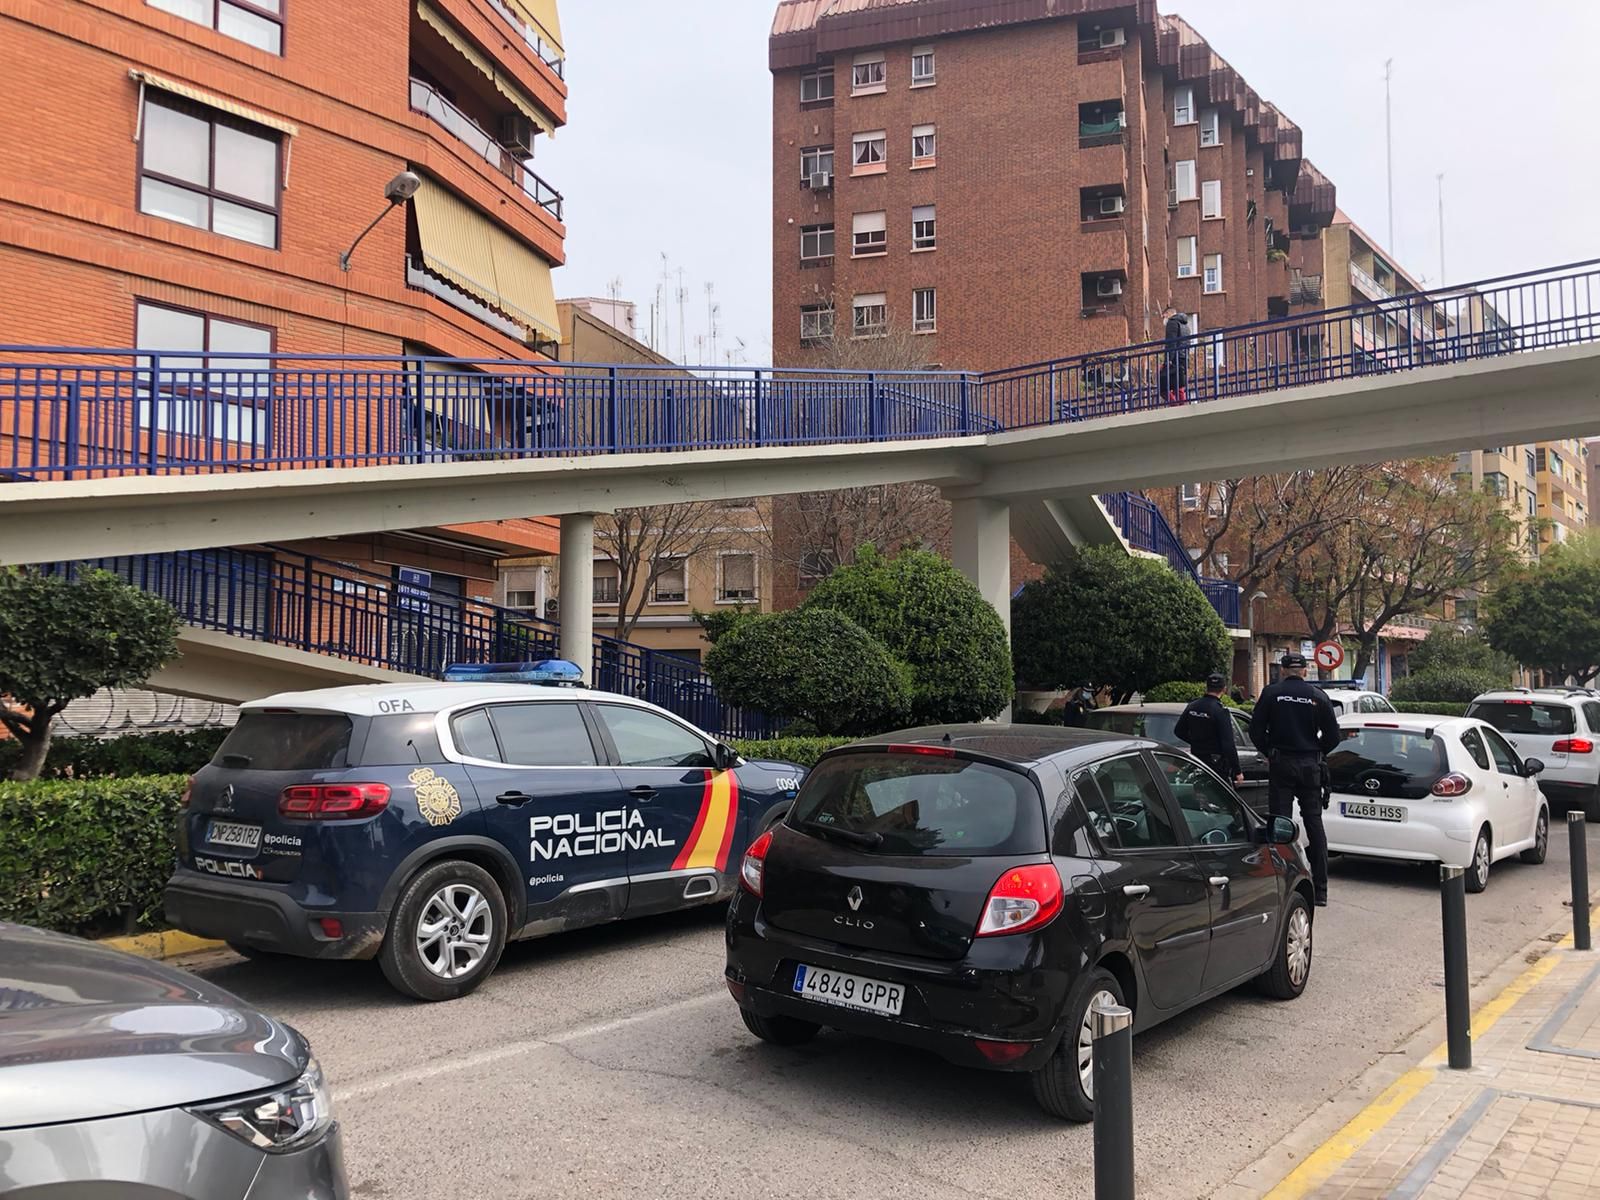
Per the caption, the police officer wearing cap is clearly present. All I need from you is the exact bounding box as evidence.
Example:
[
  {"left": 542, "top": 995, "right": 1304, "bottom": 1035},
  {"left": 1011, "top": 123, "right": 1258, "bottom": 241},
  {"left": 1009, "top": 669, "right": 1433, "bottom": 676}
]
[
  {"left": 1175, "top": 672, "right": 1242, "bottom": 787},
  {"left": 1249, "top": 651, "right": 1342, "bottom": 906}
]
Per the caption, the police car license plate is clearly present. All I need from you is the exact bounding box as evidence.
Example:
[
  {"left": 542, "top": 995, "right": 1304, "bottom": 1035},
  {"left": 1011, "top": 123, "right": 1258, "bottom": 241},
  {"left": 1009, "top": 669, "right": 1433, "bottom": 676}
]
[
  {"left": 1340, "top": 802, "right": 1406, "bottom": 823},
  {"left": 206, "top": 820, "right": 262, "bottom": 851},
  {"left": 793, "top": 964, "right": 904, "bottom": 1016}
]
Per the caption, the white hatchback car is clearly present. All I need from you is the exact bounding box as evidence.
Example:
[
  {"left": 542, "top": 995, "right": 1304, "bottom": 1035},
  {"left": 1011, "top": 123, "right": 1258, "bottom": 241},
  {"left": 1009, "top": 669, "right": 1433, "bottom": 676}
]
[
  {"left": 1311, "top": 681, "right": 1397, "bottom": 716},
  {"left": 1323, "top": 714, "right": 1549, "bottom": 893},
  {"left": 1466, "top": 690, "right": 1600, "bottom": 821}
]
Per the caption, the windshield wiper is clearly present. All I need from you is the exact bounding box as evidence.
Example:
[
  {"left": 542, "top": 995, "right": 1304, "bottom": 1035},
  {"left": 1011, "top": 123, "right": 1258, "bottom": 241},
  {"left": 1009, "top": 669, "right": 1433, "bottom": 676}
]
[{"left": 799, "top": 820, "right": 883, "bottom": 849}]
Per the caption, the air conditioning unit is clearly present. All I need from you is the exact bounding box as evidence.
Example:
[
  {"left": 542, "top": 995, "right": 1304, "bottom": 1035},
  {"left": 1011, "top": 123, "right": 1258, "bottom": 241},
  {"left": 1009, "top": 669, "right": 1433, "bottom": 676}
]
[
  {"left": 1167, "top": 189, "right": 1179, "bottom": 209},
  {"left": 499, "top": 113, "right": 537, "bottom": 159},
  {"left": 1099, "top": 28, "right": 1127, "bottom": 47},
  {"left": 1096, "top": 277, "right": 1124, "bottom": 297},
  {"left": 808, "top": 171, "right": 833, "bottom": 190},
  {"left": 1117, "top": 110, "right": 1128, "bottom": 128},
  {"left": 1099, "top": 194, "right": 1126, "bottom": 215}
]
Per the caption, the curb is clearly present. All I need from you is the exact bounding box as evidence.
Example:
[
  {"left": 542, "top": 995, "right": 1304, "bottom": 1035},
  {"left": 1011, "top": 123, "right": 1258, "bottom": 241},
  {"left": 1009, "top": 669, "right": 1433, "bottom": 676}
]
[{"left": 98, "top": 929, "right": 226, "bottom": 961}]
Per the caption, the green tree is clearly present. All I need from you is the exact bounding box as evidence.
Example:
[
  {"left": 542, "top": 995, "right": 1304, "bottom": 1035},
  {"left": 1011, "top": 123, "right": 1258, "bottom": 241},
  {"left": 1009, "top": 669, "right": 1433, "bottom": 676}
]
[
  {"left": 801, "top": 545, "right": 1013, "bottom": 724},
  {"left": 1012, "top": 547, "right": 1231, "bottom": 704},
  {"left": 0, "top": 568, "right": 181, "bottom": 781},
  {"left": 704, "top": 607, "right": 911, "bottom": 735},
  {"left": 1482, "top": 554, "right": 1600, "bottom": 686},
  {"left": 1409, "top": 627, "right": 1516, "bottom": 680},
  {"left": 692, "top": 606, "right": 755, "bottom": 646}
]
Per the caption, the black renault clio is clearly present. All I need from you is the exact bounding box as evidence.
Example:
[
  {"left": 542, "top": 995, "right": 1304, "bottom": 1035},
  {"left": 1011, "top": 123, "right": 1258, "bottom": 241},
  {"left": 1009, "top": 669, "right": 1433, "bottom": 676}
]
[{"left": 725, "top": 726, "right": 1314, "bottom": 1121}]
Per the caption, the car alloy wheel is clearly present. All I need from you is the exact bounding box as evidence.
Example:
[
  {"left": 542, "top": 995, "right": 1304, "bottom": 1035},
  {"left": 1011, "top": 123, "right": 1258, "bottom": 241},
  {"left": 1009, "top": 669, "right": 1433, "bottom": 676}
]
[
  {"left": 1536, "top": 812, "right": 1548, "bottom": 858},
  {"left": 1471, "top": 833, "right": 1490, "bottom": 891},
  {"left": 1285, "top": 906, "right": 1312, "bottom": 989},
  {"left": 1076, "top": 988, "right": 1119, "bottom": 1100},
  {"left": 416, "top": 882, "right": 493, "bottom": 979}
]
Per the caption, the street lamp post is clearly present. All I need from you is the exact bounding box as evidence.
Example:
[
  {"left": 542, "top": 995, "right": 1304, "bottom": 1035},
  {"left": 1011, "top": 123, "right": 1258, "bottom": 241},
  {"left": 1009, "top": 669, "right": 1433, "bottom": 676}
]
[{"left": 339, "top": 171, "right": 422, "bottom": 272}]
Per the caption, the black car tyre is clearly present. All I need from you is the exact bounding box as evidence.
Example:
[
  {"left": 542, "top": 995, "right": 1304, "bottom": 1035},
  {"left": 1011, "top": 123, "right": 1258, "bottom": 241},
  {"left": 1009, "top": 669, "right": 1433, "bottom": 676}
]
[
  {"left": 1521, "top": 807, "right": 1550, "bottom": 865},
  {"left": 739, "top": 1006, "right": 820, "bottom": 1046},
  {"left": 1030, "top": 966, "right": 1123, "bottom": 1123},
  {"left": 1466, "top": 827, "right": 1491, "bottom": 894},
  {"left": 1584, "top": 785, "right": 1600, "bottom": 825},
  {"left": 379, "top": 860, "right": 507, "bottom": 1002},
  {"left": 1256, "top": 892, "right": 1313, "bottom": 1000}
]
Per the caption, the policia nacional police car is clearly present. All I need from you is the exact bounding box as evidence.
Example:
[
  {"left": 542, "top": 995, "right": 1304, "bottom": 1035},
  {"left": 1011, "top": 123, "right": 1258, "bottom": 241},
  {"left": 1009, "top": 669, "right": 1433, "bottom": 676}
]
[{"left": 163, "top": 661, "right": 804, "bottom": 1001}]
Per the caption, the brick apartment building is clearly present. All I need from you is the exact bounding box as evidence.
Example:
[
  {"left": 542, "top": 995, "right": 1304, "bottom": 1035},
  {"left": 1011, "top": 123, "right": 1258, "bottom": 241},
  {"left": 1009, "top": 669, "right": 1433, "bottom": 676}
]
[{"left": 0, "top": 0, "right": 570, "bottom": 662}]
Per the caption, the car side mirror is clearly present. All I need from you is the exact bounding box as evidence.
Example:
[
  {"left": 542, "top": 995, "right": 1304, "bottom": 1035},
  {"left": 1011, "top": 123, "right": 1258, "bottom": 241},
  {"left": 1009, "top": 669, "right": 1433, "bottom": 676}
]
[
  {"left": 1260, "top": 815, "right": 1297, "bottom": 845},
  {"left": 1523, "top": 758, "right": 1545, "bottom": 777},
  {"left": 714, "top": 742, "right": 742, "bottom": 771}
]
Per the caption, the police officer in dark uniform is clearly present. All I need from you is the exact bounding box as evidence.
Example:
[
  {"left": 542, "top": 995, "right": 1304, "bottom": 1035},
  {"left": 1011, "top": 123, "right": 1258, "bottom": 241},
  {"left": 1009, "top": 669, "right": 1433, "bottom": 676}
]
[
  {"left": 1249, "top": 651, "right": 1342, "bottom": 906},
  {"left": 1174, "top": 672, "right": 1241, "bottom": 786}
]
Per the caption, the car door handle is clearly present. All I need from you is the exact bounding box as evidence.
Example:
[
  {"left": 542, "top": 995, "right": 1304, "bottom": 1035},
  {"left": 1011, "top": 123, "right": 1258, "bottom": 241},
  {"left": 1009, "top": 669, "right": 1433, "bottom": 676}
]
[
  {"left": 1122, "top": 884, "right": 1150, "bottom": 897},
  {"left": 1209, "top": 876, "right": 1230, "bottom": 887},
  {"left": 496, "top": 791, "right": 534, "bottom": 806},
  {"left": 629, "top": 785, "right": 658, "bottom": 802}
]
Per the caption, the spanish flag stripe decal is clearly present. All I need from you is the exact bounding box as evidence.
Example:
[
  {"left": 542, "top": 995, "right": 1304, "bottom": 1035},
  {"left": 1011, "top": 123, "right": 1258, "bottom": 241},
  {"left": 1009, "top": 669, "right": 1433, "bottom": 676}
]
[{"left": 671, "top": 771, "right": 738, "bottom": 871}]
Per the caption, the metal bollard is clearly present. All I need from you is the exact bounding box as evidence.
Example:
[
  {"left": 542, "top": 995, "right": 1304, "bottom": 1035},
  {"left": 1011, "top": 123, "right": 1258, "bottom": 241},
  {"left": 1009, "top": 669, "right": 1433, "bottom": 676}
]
[
  {"left": 1570, "top": 811, "right": 1591, "bottom": 952},
  {"left": 1092, "top": 998, "right": 1135, "bottom": 1200},
  {"left": 1440, "top": 865, "right": 1471, "bottom": 1070}
]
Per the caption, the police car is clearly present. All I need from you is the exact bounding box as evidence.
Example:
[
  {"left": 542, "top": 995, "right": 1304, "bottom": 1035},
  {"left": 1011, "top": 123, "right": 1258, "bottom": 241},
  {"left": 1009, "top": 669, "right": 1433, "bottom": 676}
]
[{"left": 163, "top": 661, "right": 804, "bottom": 1001}]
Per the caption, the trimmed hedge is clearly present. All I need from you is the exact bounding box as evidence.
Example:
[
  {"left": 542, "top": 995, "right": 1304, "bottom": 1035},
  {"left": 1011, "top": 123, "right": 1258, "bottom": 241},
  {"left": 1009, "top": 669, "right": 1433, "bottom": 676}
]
[
  {"left": 0, "top": 775, "right": 186, "bottom": 935},
  {"left": 1142, "top": 681, "right": 1242, "bottom": 707},
  {"left": 0, "top": 728, "right": 227, "bottom": 780},
  {"left": 732, "top": 737, "right": 854, "bottom": 768},
  {"left": 1391, "top": 701, "right": 1470, "bottom": 718}
]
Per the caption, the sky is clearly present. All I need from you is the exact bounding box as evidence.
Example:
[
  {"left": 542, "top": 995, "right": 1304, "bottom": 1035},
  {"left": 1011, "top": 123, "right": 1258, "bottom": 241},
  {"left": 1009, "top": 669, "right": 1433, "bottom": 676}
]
[{"left": 539, "top": 0, "right": 1600, "bottom": 368}]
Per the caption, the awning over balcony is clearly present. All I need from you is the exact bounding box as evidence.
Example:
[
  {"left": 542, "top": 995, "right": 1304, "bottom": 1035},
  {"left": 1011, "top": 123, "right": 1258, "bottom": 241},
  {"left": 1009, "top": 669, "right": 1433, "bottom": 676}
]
[
  {"left": 412, "top": 176, "right": 560, "bottom": 341},
  {"left": 509, "top": 0, "right": 563, "bottom": 54},
  {"left": 416, "top": 1, "right": 555, "bottom": 135}
]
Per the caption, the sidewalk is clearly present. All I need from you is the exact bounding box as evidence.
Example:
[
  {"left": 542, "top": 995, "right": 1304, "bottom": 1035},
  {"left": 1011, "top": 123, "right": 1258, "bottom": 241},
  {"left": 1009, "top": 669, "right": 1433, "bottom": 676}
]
[{"left": 1223, "top": 929, "right": 1600, "bottom": 1199}]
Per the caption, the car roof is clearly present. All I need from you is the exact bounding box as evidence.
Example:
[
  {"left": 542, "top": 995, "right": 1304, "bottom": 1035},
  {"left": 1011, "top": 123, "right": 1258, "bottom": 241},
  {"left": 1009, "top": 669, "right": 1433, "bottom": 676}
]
[
  {"left": 241, "top": 681, "right": 660, "bottom": 719},
  {"left": 843, "top": 724, "right": 1159, "bottom": 767},
  {"left": 1472, "top": 691, "right": 1585, "bottom": 705},
  {"left": 1339, "top": 713, "right": 1476, "bottom": 734}
]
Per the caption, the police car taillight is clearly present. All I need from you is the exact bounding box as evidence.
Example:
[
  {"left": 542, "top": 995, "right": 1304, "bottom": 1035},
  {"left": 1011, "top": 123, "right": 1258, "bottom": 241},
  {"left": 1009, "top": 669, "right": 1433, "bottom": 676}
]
[
  {"left": 740, "top": 830, "right": 774, "bottom": 897},
  {"left": 180, "top": 775, "right": 194, "bottom": 809},
  {"left": 1431, "top": 773, "right": 1473, "bottom": 799},
  {"left": 279, "top": 783, "right": 391, "bottom": 820},
  {"left": 976, "top": 864, "right": 1063, "bottom": 937}
]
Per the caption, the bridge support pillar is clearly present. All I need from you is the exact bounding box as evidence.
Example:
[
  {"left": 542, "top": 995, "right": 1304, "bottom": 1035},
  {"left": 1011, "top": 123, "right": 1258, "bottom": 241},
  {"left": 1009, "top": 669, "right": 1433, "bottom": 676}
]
[
  {"left": 559, "top": 513, "right": 597, "bottom": 680},
  {"left": 950, "top": 495, "right": 1011, "bottom": 637}
]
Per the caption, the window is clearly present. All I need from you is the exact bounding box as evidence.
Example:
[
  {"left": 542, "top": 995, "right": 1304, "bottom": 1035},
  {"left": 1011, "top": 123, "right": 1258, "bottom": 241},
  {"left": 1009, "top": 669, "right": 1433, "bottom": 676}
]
[
  {"left": 651, "top": 558, "right": 687, "bottom": 603},
  {"left": 800, "top": 146, "right": 834, "bottom": 183},
  {"left": 719, "top": 553, "right": 757, "bottom": 602},
  {"left": 505, "top": 589, "right": 539, "bottom": 610},
  {"left": 1181, "top": 482, "right": 1203, "bottom": 509},
  {"left": 140, "top": 96, "right": 280, "bottom": 247},
  {"left": 912, "top": 205, "right": 936, "bottom": 251},
  {"left": 852, "top": 51, "right": 886, "bottom": 93},
  {"left": 1479, "top": 727, "right": 1524, "bottom": 776},
  {"left": 852, "top": 130, "right": 887, "bottom": 172},
  {"left": 853, "top": 293, "right": 888, "bottom": 338},
  {"left": 149, "top": 0, "right": 283, "bottom": 54},
  {"left": 484, "top": 703, "right": 597, "bottom": 767},
  {"left": 1201, "top": 179, "right": 1222, "bottom": 219},
  {"left": 1154, "top": 754, "right": 1250, "bottom": 845},
  {"left": 912, "top": 288, "right": 936, "bottom": 334},
  {"left": 1584, "top": 703, "right": 1600, "bottom": 734},
  {"left": 135, "top": 301, "right": 271, "bottom": 445},
  {"left": 596, "top": 706, "right": 714, "bottom": 768},
  {"left": 1527, "top": 492, "right": 1537, "bottom": 518},
  {"left": 1200, "top": 108, "right": 1221, "bottom": 146},
  {"left": 1173, "top": 84, "right": 1195, "bottom": 125},
  {"left": 1468, "top": 701, "right": 1577, "bottom": 737},
  {"left": 1551, "top": 453, "right": 1565, "bottom": 480},
  {"left": 1176, "top": 236, "right": 1197, "bottom": 278},
  {"left": 852, "top": 210, "right": 887, "bottom": 256},
  {"left": 800, "top": 224, "right": 835, "bottom": 261},
  {"left": 1526, "top": 450, "right": 1538, "bottom": 478},
  {"left": 800, "top": 304, "right": 835, "bottom": 343},
  {"left": 1080, "top": 756, "right": 1178, "bottom": 850},
  {"left": 1203, "top": 253, "right": 1223, "bottom": 293},
  {"left": 593, "top": 561, "right": 620, "bottom": 604},
  {"left": 1174, "top": 160, "right": 1197, "bottom": 202},
  {"left": 214, "top": 712, "right": 351, "bottom": 771},
  {"left": 1460, "top": 729, "right": 1492, "bottom": 772},
  {"left": 800, "top": 66, "right": 835, "bottom": 104},
  {"left": 911, "top": 45, "right": 936, "bottom": 85},
  {"left": 450, "top": 708, "right": 502, "bottom": 762},
  {"left": 911, "top": 124, "right": 936, "bottom": 165}
]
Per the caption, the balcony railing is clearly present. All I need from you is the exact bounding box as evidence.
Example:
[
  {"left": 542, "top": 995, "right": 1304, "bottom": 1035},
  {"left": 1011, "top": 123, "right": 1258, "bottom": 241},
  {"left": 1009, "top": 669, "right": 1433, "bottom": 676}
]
[
  {"left": 406, "top": 256, "right": 528, "bottom": 342},
  {"left": 482, "top": 0, "right": 564, "bottom": 79},
  {"left": 1096, "top": 492, "right": 1242, "bottom": 627},
  {"left": 409, "top": 78, "right": 564, "bottom": 222}
]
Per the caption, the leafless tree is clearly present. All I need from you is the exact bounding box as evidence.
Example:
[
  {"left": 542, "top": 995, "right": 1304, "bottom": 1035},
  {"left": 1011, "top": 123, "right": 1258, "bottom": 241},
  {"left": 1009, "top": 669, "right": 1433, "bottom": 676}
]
[{"left": 594, "top": 502, "right": 733, "bottom": 642}]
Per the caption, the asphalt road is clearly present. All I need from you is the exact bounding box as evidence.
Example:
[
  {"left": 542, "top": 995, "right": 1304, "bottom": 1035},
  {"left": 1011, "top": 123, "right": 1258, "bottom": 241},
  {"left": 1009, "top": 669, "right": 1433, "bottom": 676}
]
[{"left": 188, "top": 827, "right": 1595, "bottom": 1200}]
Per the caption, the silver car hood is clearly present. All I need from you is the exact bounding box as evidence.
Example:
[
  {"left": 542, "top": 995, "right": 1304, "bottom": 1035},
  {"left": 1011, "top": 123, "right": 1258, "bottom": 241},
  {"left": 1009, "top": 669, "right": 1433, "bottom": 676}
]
[{"left": 0, "top": 923, "right": 307, "bottom": 1128}]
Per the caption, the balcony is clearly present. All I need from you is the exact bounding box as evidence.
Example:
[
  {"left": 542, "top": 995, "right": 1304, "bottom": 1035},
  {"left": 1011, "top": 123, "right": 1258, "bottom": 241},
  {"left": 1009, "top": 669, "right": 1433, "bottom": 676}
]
[
  {"left": 1349, "top": 261, "right": 1392, "bottom": 302},
  {"left": 1079, "top": 103, "right": 1126, "bottom": 149},
  {"left": 482, "top": 0, "right": 564, "bottom": 79},
  {"left": 410, "top": 79, "right": 564, "bottom": 222},
  {"left": 407, "top": 255, "right": 528, "bottom": 342}
]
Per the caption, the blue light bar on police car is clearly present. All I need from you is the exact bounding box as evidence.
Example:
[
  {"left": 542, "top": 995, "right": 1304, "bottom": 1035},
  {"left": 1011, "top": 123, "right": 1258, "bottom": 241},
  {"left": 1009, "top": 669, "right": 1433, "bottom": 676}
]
[{"left": 442, "top": 660, "right": 585, "bottom": 686}]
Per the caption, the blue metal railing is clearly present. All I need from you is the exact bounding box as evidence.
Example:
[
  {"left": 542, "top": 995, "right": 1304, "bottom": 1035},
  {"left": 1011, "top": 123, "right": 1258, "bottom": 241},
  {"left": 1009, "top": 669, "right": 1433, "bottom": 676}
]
[
  {"left": 3, "top": 257, "right": 1596, "bottom": 482},
  {"left": 37, "top": 549, "right": 780, "bottom": 739},
  {"left": 1097, "top": 491, "right": 1242, "bottom": 627}
]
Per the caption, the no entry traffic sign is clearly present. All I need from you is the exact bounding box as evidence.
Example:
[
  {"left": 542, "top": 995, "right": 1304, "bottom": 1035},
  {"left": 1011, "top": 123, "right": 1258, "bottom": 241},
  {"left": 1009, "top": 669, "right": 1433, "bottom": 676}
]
[{"left": 1314, "top": 641, "right": 1345, "bottom": 671}]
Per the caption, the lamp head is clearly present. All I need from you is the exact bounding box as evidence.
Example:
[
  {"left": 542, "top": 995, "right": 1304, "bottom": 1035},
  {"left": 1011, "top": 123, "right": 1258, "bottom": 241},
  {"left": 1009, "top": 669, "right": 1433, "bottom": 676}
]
[{"left": 384, "top": 171, "right": 422, "bottom": 204}]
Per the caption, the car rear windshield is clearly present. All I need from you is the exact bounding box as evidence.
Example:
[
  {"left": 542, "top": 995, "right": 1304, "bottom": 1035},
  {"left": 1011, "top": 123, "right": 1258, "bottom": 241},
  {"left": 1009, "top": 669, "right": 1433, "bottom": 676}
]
[
  {"left": 1083, "top": 712, "right": 1179, "bottom": 745},
  {"left": 788, "top": 752, "right": 1046, "bottom": 857},
  {"left": 1327, "top": 728, "right": 1446, "bottom": 789},
  {"left": 1467, "top": 701, "right": 1577, "bottom": 737},
  {"left": 213, "top": 712, "right": 354, "bottom": 771}
]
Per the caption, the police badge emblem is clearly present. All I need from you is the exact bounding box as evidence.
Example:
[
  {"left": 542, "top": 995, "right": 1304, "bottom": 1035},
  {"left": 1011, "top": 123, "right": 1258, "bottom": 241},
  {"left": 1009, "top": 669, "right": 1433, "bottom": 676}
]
[{"left": 409, "top": 767, "right": 462, "bottom": 827}]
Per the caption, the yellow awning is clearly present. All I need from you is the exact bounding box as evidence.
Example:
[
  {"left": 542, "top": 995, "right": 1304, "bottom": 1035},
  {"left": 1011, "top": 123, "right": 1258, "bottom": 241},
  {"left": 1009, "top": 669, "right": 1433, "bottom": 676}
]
[
  {"left": 416, "top": 2, "right": 554, "bottom": 136},
  {"left": 412, "top": 177, "right": 560, "bottom": 342},
  {"left": 129, "top": 69, "right": 298, "bottom": 136},
  {"left": 509, "top": 0, "right": 563, "bottom": 56}
]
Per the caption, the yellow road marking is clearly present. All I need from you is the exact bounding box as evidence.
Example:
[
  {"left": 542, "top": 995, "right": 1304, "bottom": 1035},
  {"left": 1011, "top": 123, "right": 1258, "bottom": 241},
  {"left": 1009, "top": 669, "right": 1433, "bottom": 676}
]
[
  {"left": 1261, "top": 933, "right": 1575, "bottom": 1199},
  {"left": 98, "top": 929, "right": 224, "bottom": 960}
]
